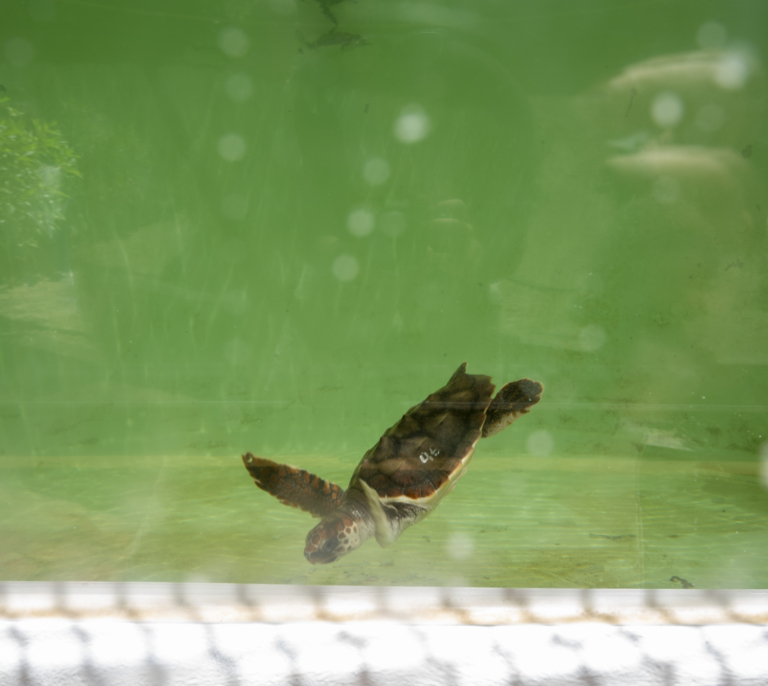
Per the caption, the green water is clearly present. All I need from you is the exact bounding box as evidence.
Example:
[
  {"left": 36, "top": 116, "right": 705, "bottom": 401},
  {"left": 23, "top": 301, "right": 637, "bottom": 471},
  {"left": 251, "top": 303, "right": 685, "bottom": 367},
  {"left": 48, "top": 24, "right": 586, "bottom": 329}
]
[{"left": 1, "top": 0, "right": 767, "bottom": 587}]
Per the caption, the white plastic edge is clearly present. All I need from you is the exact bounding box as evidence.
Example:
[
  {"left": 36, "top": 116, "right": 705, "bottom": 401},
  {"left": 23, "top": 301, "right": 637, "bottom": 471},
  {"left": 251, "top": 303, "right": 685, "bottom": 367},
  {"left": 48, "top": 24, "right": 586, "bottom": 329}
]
[{"left": 2, "top": 582, "right": 768, "bottom": 625}]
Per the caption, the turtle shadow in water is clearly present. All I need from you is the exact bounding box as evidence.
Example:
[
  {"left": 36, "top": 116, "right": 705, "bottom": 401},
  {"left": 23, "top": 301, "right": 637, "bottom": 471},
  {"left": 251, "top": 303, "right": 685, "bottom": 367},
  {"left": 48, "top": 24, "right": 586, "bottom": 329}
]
[
  {"left": 297, "top": 27, "right": 369, "bottom": 53},
  {"left": 242, "top": 362, "right": 544, "bottom": 565}
]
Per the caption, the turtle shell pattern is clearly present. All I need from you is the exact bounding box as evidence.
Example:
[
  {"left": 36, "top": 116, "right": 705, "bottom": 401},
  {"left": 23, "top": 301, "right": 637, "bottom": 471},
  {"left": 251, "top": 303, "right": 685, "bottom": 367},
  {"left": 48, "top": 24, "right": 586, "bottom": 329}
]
[{"left": 348, "top": 362, "right": 495, "bottom": 505}]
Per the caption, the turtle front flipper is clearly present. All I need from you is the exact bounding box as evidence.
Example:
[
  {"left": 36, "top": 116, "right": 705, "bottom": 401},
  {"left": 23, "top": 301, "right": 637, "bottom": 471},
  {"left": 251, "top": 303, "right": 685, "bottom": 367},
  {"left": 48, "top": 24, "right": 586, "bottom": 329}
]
[
  {"left": 242, "top": 453, "right": 345, "bottom": 518},
  {"left": 482, "top": 378, "right": 544, "bottom": 438}
]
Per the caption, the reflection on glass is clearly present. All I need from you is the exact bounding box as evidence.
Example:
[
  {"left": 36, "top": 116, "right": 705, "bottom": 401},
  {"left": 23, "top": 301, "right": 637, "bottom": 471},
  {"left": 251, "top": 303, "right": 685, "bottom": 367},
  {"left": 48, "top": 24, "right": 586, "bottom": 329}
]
[{"left": 0, "top": 0, "right": 766, "bottom": 589}]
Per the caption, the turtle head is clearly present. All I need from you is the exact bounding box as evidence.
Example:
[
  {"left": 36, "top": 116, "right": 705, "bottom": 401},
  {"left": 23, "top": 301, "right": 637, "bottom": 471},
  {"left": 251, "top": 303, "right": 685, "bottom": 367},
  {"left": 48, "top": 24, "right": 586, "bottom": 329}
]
[{"left": 304, "top": 511, "right": 368, "bottom": 564}]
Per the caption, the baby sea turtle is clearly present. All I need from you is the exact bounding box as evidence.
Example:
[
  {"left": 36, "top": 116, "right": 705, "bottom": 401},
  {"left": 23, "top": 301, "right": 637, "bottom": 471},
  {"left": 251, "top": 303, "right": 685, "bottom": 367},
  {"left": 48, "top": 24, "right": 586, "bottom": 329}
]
[{"left": 242, "top": 363, "right": 543, "bottom": 564}]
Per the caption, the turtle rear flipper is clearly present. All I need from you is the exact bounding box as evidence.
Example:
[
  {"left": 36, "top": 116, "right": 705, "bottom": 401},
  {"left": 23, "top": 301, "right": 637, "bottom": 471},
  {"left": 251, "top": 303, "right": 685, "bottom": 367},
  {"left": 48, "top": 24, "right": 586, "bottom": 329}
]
[
  {"left": 482, "top": 378, "right": 543, "bottom": 438},
  {"left": 242, "top": 453, "right": 345, "bottom": 518}
]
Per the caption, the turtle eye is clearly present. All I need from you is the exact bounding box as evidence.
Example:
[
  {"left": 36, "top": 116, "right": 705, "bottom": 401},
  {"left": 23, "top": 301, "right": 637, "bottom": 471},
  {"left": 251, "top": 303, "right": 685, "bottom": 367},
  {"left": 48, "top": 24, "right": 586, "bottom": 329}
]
[{"left": 304, "top": 520, "right": 343, "bottom": 564}]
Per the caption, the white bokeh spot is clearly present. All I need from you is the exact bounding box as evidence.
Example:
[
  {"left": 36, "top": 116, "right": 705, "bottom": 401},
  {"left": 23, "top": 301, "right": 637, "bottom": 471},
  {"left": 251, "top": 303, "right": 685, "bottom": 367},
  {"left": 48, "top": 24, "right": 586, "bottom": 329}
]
[
  {"left": 225, "top": 73, "right": 253, "bottom": 102},
  {"left": 447, "top": 532, "right": 475, "bottom": 561},
  {"left": 347, "top": 208, "right": 375, "bottom": 237},
  {"left": 218, "top": 134, "right": 246, "bottom": 161},
  {"left": 527, "top": 430, "right": 554, "bottom": 456},
  {"left": 697, "top": 21, "right": 727, "bottom": 50},
  {"left": 652, "top": 92, "right": 684, "bottom": 128},
  {"left": 363, "top": 157, "right": 391, "bottom": 185},
  {"left": 715, "top": 53, "right": 749, "bottom": 90},
  {"left": 579, "top": 325, "right": 607, "bottom": 352},
  {"left": 394, "top": 104, "right": 431, "bottom": 144},
  {"left": 218, "top": 27, "right": 250, "bottom": 58},
  {"left": 332, "top": 255, "right": 360, "bottom": 282}
]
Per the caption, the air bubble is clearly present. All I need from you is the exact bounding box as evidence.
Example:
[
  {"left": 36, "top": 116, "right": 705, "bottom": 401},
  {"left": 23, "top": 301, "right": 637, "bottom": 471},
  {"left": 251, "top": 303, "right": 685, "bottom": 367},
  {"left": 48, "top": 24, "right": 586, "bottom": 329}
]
[
  {"left": 332, "top": 255, "right": 360, "bottom": 281},
  {"left": 347, "top": 208, "right": 375, "bottom": 237},
  {"left": 218, "top": 27, "right": 250, "bottom": 58},
  {"left": 527, "top": 430, "right": 554, "bottom": 456},
  {"left": 715, "top": 53, "right": 749, "bottom": 90},
  {"left": 652, "top": 92, "right": 684, "bottom": 128},
  {"left": 579, "top": 325, "right": 607, "bottom": 352},
  {"left": 697, "top": 21, "right": 727, "bottom": 50},
  {"left": 447, "top": 532, "right": 474, "bottom": 561},
  {"left": 394, "top": 104, "right": 431, "bottom": 144},
  {"left": 363, "top": 157, "right": 390, "bottom": 185},
  {"left": 225, "top": 73, "right": 253, "bottom": 102},
  {"left": 218, "top": 133, "right": 246, "bottom": 161}
]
